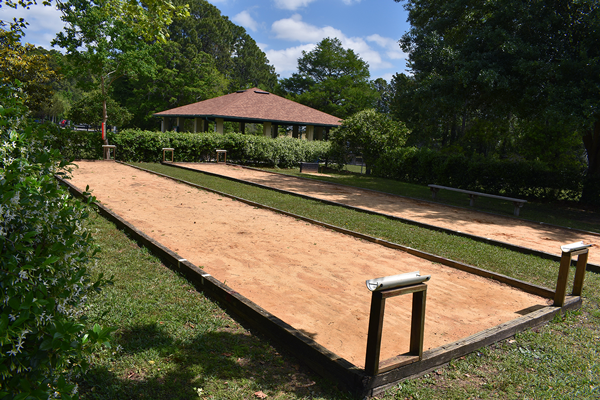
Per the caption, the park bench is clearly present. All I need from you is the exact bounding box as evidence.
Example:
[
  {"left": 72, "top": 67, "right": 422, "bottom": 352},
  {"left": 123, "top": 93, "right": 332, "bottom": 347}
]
[
  {"left": 428, "top": 184, "right": 527, "bottom": 216},
  {"left": 300, "top": 162, "right": 320, "bottom": 173}
]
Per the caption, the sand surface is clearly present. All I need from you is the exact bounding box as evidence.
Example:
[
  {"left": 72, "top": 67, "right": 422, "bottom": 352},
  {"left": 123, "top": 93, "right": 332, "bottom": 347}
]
[
  {"left": 179, "top": 163, "right": 600, "bottom": 265},
  {"left": 69, "top": 161, "right": 550, "bottom": 368}
]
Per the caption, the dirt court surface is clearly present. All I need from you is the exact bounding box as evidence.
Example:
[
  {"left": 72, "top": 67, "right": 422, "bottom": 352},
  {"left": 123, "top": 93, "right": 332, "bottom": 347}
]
[
  {"left": 179, "top": 163, "right": 600, "bottom": 265},
  {"left": 70, "top": 161, "right": 550, "bottom": 368}
]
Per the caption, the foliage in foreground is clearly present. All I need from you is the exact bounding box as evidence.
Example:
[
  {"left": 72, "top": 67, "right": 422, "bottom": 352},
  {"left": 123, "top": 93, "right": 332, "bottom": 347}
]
[{"left": 0, "top": 85, "right": 111, "bottom": 399}]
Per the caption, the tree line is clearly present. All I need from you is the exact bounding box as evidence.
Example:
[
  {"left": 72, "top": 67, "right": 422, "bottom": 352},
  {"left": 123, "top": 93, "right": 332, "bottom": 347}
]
[{"left": 2, "top": 0, "right": 599, "bottom": 202}]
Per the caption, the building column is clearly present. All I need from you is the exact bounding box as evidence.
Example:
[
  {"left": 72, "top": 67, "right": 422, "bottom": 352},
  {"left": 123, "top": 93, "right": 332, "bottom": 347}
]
[
  {"left": 315, "top": 126, "right": 323, "bottom": 140},
  {"left": 175, "top": 117, "right": 182, "bottom": 132},
  {"left": 161, "top": 117, "right": 167, "bottom": 132},
  {"left": 240, "top": 122, "right": 246, "bottom": 134},
  {"left": 203, "top": 120, "right": 209, "bottom": 132},
  {"left": 272, "top": 123, "right": 278, "bottom": 138},
  {"left": 306, "top": 125, "right": 314, "bottom": 141},
  {"left": 216, "top": 118, "right": 224, "bottom": 134},
  {"left": 292, "top": 125, "right": 299, "bottom": 139},
  {"left": 263, "top": 121, "right": 272, "bottom": 137},
  {"left": 193, "top": 117, "right": 201, "bottom": 133}
]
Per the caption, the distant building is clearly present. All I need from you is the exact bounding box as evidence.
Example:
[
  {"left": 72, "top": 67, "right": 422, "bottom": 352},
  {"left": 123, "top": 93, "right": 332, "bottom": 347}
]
[{"left": 154, "top": 88, "right": 342, "bottom": 140}]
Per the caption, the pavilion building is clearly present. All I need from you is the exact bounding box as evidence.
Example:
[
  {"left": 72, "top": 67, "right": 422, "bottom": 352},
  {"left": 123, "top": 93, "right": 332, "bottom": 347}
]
[{"left": 154, "top": 88, "right": 342, "bottom": 140}]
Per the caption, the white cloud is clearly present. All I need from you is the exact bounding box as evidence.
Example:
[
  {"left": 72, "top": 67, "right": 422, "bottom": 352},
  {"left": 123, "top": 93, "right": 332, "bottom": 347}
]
[
  {"left": 341, "top": 0, "right": 362, "bottom": 4},
  {"left": 367, "top": 34, "right": 406, "bottom": 60},
  {"left": 232, "top": 10, "right": 258, "bottom": 32},
  {"left": 272, "top": 14, "right": 342, "bottom": 42},
  {"left": 273, "top": 0, "right": 317, "bottom": 10},
  {"left": 271, "top": 14, "right": 393, "bottom": 70},
  {"left": 264, "top": 43, "right": 316, "bottom": 76},
  {"left": 2, "top": 2, "right": 65, "bottom": 49}
]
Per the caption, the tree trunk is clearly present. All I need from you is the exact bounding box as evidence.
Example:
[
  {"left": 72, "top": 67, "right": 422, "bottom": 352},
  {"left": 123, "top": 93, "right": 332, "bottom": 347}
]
[
  {"left": 102, "top": 75, "right": 109, "bottom": 146},
  {"left": 580, "top": 118, "right": 600, "bottom": 205}
]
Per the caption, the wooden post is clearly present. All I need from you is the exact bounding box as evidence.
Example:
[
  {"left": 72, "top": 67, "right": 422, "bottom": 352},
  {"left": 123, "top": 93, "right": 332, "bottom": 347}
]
[
  {"left": 554, "top": 248, "right": 589, "bottom": 306},
  {"left": 364, "top": 291, "right": 385, "bottom": 375},
  {"left": 573, "top": 251, "right": 589, "bottom": 296},
  {"left": 364, "top": 283, "right": 427, "bottom": 376}
]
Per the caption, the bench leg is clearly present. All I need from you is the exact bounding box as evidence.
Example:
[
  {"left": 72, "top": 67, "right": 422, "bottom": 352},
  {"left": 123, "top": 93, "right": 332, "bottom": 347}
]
[
  {"left": 513, "top": 202, "right": 523, "bottom": 217},
  {"left": 430, "top": 187, "right": 439, "bottom": 200},
  {"left": 469, "top": 194, "right": 478, "bottom": 207}
]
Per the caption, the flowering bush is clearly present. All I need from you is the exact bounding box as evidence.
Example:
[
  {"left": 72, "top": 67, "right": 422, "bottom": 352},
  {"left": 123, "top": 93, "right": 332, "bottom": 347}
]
[{"left": 0, "top": 84, "right": 112, "bottom": 399}]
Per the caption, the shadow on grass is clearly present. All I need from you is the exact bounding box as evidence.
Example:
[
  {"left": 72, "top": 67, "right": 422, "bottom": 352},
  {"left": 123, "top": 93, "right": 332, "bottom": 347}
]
[{"left": 79, "top": 323, "right": 322, "bottom": 400}]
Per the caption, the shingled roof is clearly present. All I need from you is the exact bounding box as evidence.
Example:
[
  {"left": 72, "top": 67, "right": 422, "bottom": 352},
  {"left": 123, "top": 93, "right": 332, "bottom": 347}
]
[{"left": 154, "top": 88, "right": 342, "bottom": 127}]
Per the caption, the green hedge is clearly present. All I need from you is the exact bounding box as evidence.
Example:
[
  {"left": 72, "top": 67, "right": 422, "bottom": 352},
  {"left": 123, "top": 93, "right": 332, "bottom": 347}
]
[
  {"left": 48, "top": 129, "right": 331, "bottom": 168},
  {"left": 47, "top": 129, "right": 587, "bottom": 201},
  {"left": 372, "top": 147, "right": 585, "bottom": 201}
]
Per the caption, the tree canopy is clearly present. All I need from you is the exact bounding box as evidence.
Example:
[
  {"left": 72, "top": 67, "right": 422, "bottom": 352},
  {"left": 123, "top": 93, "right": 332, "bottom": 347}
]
[
  {"left": 1, "top": 0, "right": 189, "bottom": 40},
  {"left": 114, "top": 0, "right": 278, "bottom": 129},
  {"left": 168, "top": 0, "right": 277, "bottom": 93},
  {"left": 394, "top": 0, "right": 600, "bottom": 202},
  {"left": 278, "top": 37, "right": 378, "bottom": 119},
  {"left": 0, "top": 30, "right": 58, "bottom": 112}
]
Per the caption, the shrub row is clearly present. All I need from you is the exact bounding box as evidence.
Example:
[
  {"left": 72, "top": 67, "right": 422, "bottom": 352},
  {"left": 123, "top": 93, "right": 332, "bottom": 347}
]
[
  {"left": 47, "top": 128, "right": 587, "bottom": 201},
  {"left": 372, "top": 147, "right": 585, "bottom": 201},
  {"left": 49, "top": 129, "right": 331, "bottom": 168}
]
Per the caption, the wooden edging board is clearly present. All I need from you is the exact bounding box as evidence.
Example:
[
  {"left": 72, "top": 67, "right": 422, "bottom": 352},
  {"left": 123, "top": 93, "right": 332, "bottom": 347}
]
[
  {"left": 56, "top": 167, "right": 582, "bottom": 397},
  {"left": 165, "top": 161, "right": 600, "bottom": 274}
]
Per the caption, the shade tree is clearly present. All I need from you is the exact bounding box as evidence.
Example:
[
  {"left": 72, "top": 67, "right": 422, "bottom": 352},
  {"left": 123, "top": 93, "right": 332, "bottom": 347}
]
[
  {"left": 394, "top": 0, "right": 600, "bottom": 202},
  {"left": 278, "top": 37, "right": 379, "bottom": 119}
]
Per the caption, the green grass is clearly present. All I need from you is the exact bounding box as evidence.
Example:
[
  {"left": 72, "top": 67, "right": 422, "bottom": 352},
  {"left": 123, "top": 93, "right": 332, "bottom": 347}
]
[
  {"left": 259, "top": 165, "right": 600, "bottom": 234},
  {"left": 79, "top": 162, "right": 600, "bottom": 399}
]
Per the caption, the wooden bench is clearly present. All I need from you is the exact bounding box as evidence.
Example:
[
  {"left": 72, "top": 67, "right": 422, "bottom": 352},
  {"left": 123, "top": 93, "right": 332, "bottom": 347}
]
[
  {"left": 428, "top": 184, "right": 527, "bottom": 216},
  {"left": 102, "top": 145, "right": 116, "bottom": 160},
  {"left": 162, "top": 148, "right": 174, "bottom": 162},
  {"left": 216, "top": 149, "right": 227, "bottom": 163},
  {"left": 300, "top": 162, "right": 319, "bottom": 173}
]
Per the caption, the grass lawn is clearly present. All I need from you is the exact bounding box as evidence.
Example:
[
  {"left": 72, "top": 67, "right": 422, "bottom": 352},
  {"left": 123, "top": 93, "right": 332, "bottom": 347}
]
[
  {"left": 78, "top": 163, "right": 600, "bottom": 399},
  {"left": 259, "top": 165, "right": 600, "bottom": 234}
]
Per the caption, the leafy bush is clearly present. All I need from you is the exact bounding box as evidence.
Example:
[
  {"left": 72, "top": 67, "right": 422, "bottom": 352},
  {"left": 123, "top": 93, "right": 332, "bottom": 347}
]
[
  {"left": 52, "top": 129, "right": 332, "bottom": 168},
  {"left": 329, "top": 109, "right": 410, "bottom": 173},
  {"left": 373, "top": 146, "right": 584, "bottom": 201},
  {"left": 1, "top": 84, "right": 112, "bottom": 399}
]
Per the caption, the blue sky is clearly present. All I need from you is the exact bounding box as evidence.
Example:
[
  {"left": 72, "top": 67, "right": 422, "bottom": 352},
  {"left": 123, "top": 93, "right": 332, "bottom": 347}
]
[{"left": 3, "top": 0, "right": 411, "bottom": 81}]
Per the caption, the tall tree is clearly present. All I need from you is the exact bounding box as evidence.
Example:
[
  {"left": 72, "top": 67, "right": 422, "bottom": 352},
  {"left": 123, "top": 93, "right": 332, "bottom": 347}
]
[
  {"left": 395, "top": 0, "right": 600, "bottom": 202},
  {"left": 53, "top": 0, "right": 159, "bottom": 143},
  {"left": 114, "top": 40, "right": 228, "bottom": 129},
  {"left": 278, "top": 37, "right": 378, "bottom": 119},
  {"left": 1, "top": 0, "right": 189, "bottom": 40},
  {"left": 0, "top": 30, "right": 58, "bottom": 113},
  {"left": 169, "top": 0, "right": 277, "bottom": 92}
]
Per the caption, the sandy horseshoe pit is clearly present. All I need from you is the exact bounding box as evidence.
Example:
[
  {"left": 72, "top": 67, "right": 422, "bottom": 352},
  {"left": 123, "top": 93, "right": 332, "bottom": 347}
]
[{"left": 68, "top": 161, "right": 550, "bottom": 369}]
